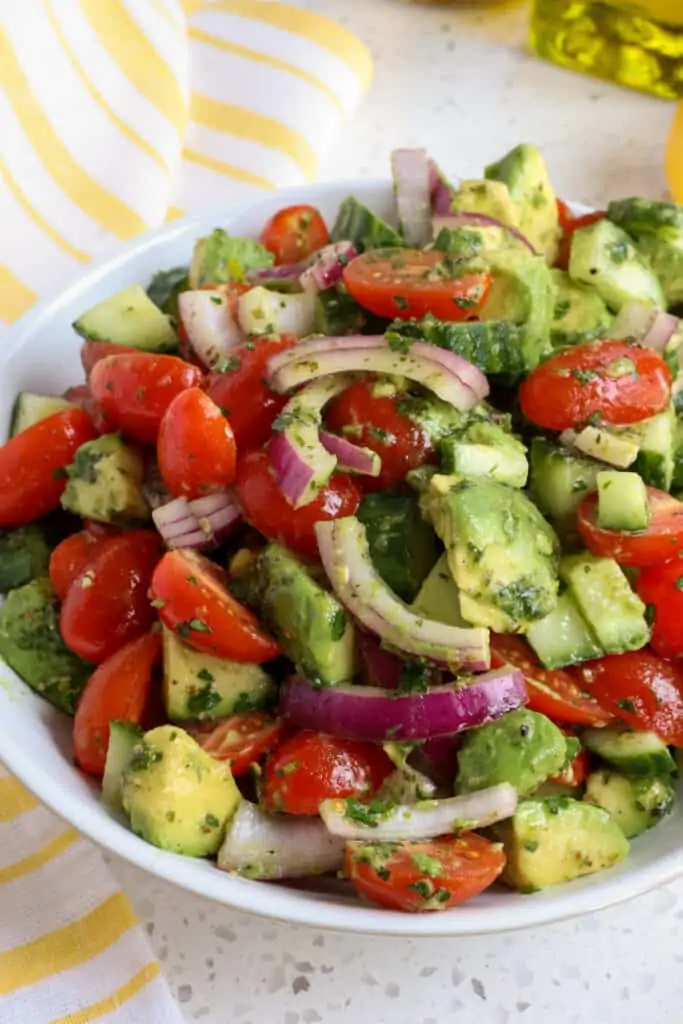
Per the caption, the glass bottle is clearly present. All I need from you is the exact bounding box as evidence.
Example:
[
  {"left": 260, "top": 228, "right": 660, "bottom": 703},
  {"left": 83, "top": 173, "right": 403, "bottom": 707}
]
[{"left": 529, "top": 1, "right": 683, "bottom": 99}]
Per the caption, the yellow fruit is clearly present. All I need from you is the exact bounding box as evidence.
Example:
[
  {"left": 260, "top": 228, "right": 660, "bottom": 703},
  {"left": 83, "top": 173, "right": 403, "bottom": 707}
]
[{"left": 666, "top": 103, "right": 683, "bottom": 203}]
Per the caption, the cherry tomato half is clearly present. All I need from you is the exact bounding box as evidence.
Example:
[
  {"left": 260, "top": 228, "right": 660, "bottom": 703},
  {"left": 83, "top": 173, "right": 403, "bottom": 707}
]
[
  {"left": 519, "top": 340, "right": 671, "bottom": 431},
  {"left": 150, "top": 548, "right": 279, "bottom": 663},
  {"left": 555, "top": 210, "right": 606, "bottom": 271},
  {"left": 343, "top": 248, "right": 491, "bottom": 322},
  {"left": 577, "top": 487, "right": 683, "bottom": 567},
  {"left": 190, "top": 713, "right": 287, "bottom": 776},
  {"left": 490, "top": 634, "right": 612, "bottom": 727},
  {"left": 235, "top": 448, "right": 361, "bottom": 558},
  {"left": 0, "top": 409, "right": 97, "bottom": 528},
  {"left": 260, "top": 730, "right": 393, "bottom": 815},
  {"left": 637, "top": 558, "right": 683, "bottom": 659},
  {"left": 60, "top": 530, "right": 162, "bottom": 664},
  {"left": 325, "top": 381, "right": 437, "bottom": 490},
  {"left": 49, "top": 530, "right": 111, "bottom": 602},
  {"left": 573, "top": 650, "right": 683, "bottom": 746},
  {"left": 157, "top": 387, "right": 236, "bottom": 500},
  {"left": 73, "top": 630, "right": 161, "bottom": 776},
  {"left": 80, "top": 340, "right": 137, "bottom": 378},
  {"left": 259, "top": 204, "right": 330, "bottom": 265},
  {"left": 205, "top": 335, "right": 297, "bottom": 451},
  {"left": 90, "top": 352, "right": 204, "bottom": 445},
  {"left": 345, "top": 833, "right": 506, "bottom": 913}
]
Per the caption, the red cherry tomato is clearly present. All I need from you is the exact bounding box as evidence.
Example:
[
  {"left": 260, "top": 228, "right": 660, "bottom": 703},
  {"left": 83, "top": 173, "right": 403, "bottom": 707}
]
[
  {"left": 260, "top": 730, "right": 393, "bottom": 815},
  {"left": 73, "top": 630, "right": 161, "bottom": 776},
  {"left": 0, "top": 409, "right": 97, "bottom": 528},
  {"left": 80, "top": 340, "right": 137, "bottom": 378},
  {"left": 150, "top": 548, "right": 279, "bottom": 663},
  {"left": 637, "top": 559, "right": 683, "bottom": 658},
  {"left": 549, "top": 728, "right": 590, "bottom": 788},
  {"left": 519, "top": 340, "right": 671, "bottom": 431},
  {"left": 235, "top": 448, "right": 361, "bottom": 558},
  {"left": 259, "top": 204, "right": 330, "bottom": 265},
  {"left": 577, "top": 487, "right": 683, "bottom": 567},
  {"left": 49, "top": 530, "right": 111, "bottom": 602},
  {"left": 490, "top": 634, "right": 613, "bottom": 727},
  {"left": 62, "top": 384, "right": 115, "bottom": 435},
  {"left": 556, "top": 210, "right": 606, "bottom": 271},
  {"left": 205, "top": 335, "right": 297, "bottom": 451},
  {"left": 190, "top": 713, "right": 287, "bottom": 776},
  {"left": 157, "top": 387, "right": 236, "bottom": 500},
  {"left": 60, "top": 530, "right": 162, "bottom": 664},
  {"left": 572, "top": 649, "right": 683, "bottom": 745},
  {"left": 345, "top": 833, "right": 506, "bottom": 912},
  {"left": 90, "top": 352, "right": 204, "bottom": 445},
  {"left": 342, "top": 248, "right": 491, "bottom": 322},
  {"left": 325, "top": 381, "right": 437, "bottom": 490}
]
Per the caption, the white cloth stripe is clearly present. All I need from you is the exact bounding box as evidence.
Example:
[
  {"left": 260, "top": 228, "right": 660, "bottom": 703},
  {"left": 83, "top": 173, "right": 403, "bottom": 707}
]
[
  {"left": 106, "top": 973, "right": 176, "bottom": 1024},
  {"left": 170, "top": 158, "right": 268, "bottom": 211},
  {"left": 0, "top": 806, "right": 71, "bottom": 873},
  {"left": 187, "top": 121, "right": 305, "bottom": 187}
]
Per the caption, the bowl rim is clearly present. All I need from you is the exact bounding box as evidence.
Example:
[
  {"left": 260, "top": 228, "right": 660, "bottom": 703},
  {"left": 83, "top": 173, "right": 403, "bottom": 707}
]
[{"left": 1, "top": 177, "right": 681, "bottom": 937}]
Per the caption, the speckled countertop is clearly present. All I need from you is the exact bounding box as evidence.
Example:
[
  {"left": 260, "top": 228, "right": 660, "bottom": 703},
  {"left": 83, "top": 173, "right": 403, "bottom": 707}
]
[{"left": 114, "top": 2, "right": 679, "bottom": 1020}]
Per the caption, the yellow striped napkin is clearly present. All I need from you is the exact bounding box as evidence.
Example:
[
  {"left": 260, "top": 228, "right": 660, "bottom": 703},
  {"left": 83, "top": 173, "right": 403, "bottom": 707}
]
[{"left": 0, "top": 1, "right": 371, "bottom": 1019}]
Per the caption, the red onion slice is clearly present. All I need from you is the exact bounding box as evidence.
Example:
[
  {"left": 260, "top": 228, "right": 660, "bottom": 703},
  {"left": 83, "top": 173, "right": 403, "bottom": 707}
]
[
  {"left": 391, "top": 148, "right": 432, "bottom": 247},
  {"left": 188, "top": 493, "right": 238, "bottom": 518},
  {"left": 247, "top": 263, "right": 303, "bottom": 284},
  {"left": 432, "top": 212, "right": 536, "bottom": 253},
  {"left": 612, "top": 301, "right": 679, "bottom": 352},
  {"left": 299, "top": 241, "right": 358, "bottom": 292},
  {"left": 218, "top": 801, "right": 345, "bottom": 880},
  {"left": 178, "top": 290, "right": 245, "bottom": 370},
  {"left": 319, "top": 430, "right": 381, "bottom": 477},
  {"left": 316, "top": 516, "right": 490, "bottom": 670},
  {"left": 168, "top": 528, "right": 215, "bottom": 551},
  {"left": 280, "top": 668, "right": 527, "bottom": 742},
  {"left": 319, "top": 782, "right": 518, "bottom": 840},
  {"left": 153, "top": 492, "right": 241, "bottom": 549},
  {"left": 428, "top": 158, "right": 456, "bottom": 215}
]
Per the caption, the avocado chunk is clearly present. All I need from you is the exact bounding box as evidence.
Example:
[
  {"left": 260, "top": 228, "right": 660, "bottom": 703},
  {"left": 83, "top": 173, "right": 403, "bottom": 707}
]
[
  {"left": 0, "top": 578, "right": 91, "bottom": 714},
  {"left": 256, "top": 543, "right": 356, "bottom": 686},
  {"left": 61, "top": 434, "right": 150, "bottom": 526},
  {"left": 526, "top": 590, "right": 603, "bottom": 669},
  {"left": 584, "top": 769, "right": 675, "bottom": 839},
  {"left": 0, "top": 525, "right": 51, "bottom": 593},
  {"left": 597, "top": 470, "right": 649, "bottom": 532},
  {"left": 549, "top": 269, "right": 613, "bottom": 347},
  {"left": 433, "top": 224, "right": 530, "bottom": 259},
  {"left": 608, "top": 198, "right": 683, "bottom": 304},
  {"left": 636, "top": 236, "right": 683, "bottom": 307},
  {"left": 456, "top": 709, "right": 568, "bottom": 797},
  {"left": 568, "top": 219, "right": 665, "bottom": 312},
  {"left": 188, "top": 228, "right": 273, "bottom": 288},
  {"left": 499, "top": 796, "right": 629, "bottom": 891},
  {"left": 485, "top": 143, "right": 560, "bottom": 262},
  {"left": 356, "top": 492, "right": 439, "bottom": 603},
  {"left": 330, "top": 196, "right": 403, "bottom": 252},
  {"left": 396, "top": 388, "right": 470, "bottom": 443},
  {"left": 439, "top": 420, "right": 528, "bottom": 488},
  {"left": 450, "top": 179, "right": 521, "bottom": 233},
  {"left": 582, "top": 724, "right": 676, "bottom": 777},
  {"left": 421, "top": 474, "right": 560, "bottom": 632},
  {"left": 411, "top": 552, "right": 470, "bottom": 628},
  {"left": 529, "top": 438, "right": 602, "bottom": 541},
  {"left": 479, "top": 249, "right": 555, "bottom": 372},
  {"left": 560, "top": 553, "right": 650, "bottom": 655},
  {"left": 162, "top": 626, "right": 275, "bottom": 721},
  {"left": 121, "top": 725, "right": 240, "bottom": 856},
  {"left": 73, "top": 284, "right": 178, "bottom": 351}
]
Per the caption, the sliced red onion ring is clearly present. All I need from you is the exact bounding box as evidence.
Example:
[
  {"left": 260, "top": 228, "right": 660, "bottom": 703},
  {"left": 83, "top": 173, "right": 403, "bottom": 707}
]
[
  {"left": 178, "top": 290, "right": 245, "bottom": 370},
  {"left": 168, "top": 528, "right": 215, "bottom": 551},
  {"left": 319, "top": 430, "right": 381, "bottom": 477},
  {"left": 247, "top": 263, "right": 303, "bottom": 284},
  {"left": 281, "top": 668, "right": 527, "bottom": 742},
  {"left": 432, "top": 212, "right": 536, "bottom": 253},
  {"left": 217, "top": 801, "right": 345, "bottom": 880},
  {"left": 152, "top": 496, "right": 192, "bottom": 528},
  {"left": 316, "top": 517, "right": 490, "bottom": 670},
  {"left": 611, "top": 301, "right": 679, "bottom": 352},
  {"left": 319, "top": 782, "right": 518, "bottom": 841},
  {"left": 188, "top": 493, "right": 238, "bottom": 518},
  {"left": 391, "top": 148, "right": 432, "bottom": 247},
  {"left": 299, "top": 241, "right": 358, "bottom": 292},
  {"left": 428, "top": 158, "right": 456, "bottom": 215},
  {"left": 153, "top": 492, "right": 241, "bottom": 549}
]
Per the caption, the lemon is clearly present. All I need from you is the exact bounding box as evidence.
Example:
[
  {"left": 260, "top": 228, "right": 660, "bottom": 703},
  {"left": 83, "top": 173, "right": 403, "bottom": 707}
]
[{"left": 666, "top": 103, "right": 683, "bottom": 203}]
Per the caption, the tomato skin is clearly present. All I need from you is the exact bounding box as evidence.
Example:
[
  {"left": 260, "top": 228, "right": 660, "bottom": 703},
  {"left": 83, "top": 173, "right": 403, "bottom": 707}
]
[
  {"left": 572, "top": 650, "right": 683, "bottom": 745},
  {"left": 205, "top": 335, "right": 297, "bottom": 451},
  {"left": 62, "top": 384, "right": 115, "bottom": 435},
  {"left": 555, "top": 210, "right": 606, "bottom": 271},
  {"left": 259, "top": 204, "right": 330, "bottom": 265},
  {"left": 73, "top": 630, "right": 161, "bottom": 776},
  {"left": 90, "top": 352, "right": 204, "bottom": 445},
  {"left": 490, "top": 634, "right": 613, "bottom": 727},
  {"left": 157, "top": 387, "right": 236, "bottom": 500},
  {"left": 578, "top": 487, "right": 683, "bottom": 567},
  {"left": 519, "top": 340, "right": 671, "bottom": 431},
  {"left": 637, "top": 559, "right": 683, "bottom": 658},
  {"left": 60, "top": 530, "right": 162, "bottom": 664},
  {"left": 0, "top": 409, "right": 97, "bottom": 528},
  {"left": 345, "top": 833, "right": 506, "bottom": 913},
  {"left": 325, "top": 381, "right": 437, "bottom": 490},
  {"left": 81, "top": 340, "right": 137, "bottom": 378},
  {"left": 189, "top": 713, "right": 287, "bottom": 776},
  {"left": 260, "top": 730, "right": 393, "bottom": 815},
  {"left": 49, "top": 530, "right": 110, "bottom": 602},
  {"left": 343, "top": 249, "right": 491, "bottom": 322},
  {"left": 150, "top": 549, "right": 279, "bottom": 662},
  {"left": 549, "top": 729, "right": 590, "bottom": 787},
  {"left": 235, "top": 448, "right": 361, "bottom": 558}
]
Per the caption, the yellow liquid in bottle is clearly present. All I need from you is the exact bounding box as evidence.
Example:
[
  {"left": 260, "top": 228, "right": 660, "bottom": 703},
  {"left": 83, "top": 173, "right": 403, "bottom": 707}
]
[{"left": 529, "top": 0, "right": 683, "bottom": 99}]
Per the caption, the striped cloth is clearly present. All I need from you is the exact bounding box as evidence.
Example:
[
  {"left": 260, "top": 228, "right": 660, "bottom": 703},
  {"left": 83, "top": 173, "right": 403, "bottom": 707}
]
[{"left": 0, "top": 2, "right": 371, "bottom": 1020}]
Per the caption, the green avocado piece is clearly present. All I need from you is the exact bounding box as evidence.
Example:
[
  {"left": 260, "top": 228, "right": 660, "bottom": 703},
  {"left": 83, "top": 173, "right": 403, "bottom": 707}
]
[
  {"left": 560, "top": 553, "right": 650, "bottom": 655},
  {"left": 0, "top": 578, "right": 92, "bottom": 715},
  {"left": 549, "top": 268, "right": 613, "bottom": 347},
  {"left": 450, "top": 179, "right": 521, "bottom": 232},
  {"left": 485, "top": 143, "right": 560, "bottom": 263},
  {"left": 188, "top": 229, "right": 273, "bottom": 288},
  {"left": 569, "top": 219, "right": 665, "bottom": 312},
  {"left": 0, "top": 525, "right": 51, "bottom": 593},
  {"left": 439, "top": 420, "right": 528, "bottom": 488},
  {"left": 455, "top": 709, "right": 568, "bottom": 797},
  {"left": 61, "top": 434, "right": 150, "bottom": 526},
  {"left": 421, "top": 474, "right": 560, "bottom": 632},
  {"left": 498, "top": 796, "right": 629, "bottom": 891},
  {"left": 121, "top": 725, "right": 241, "bottom": 856},
  {"left": 636, "top": 235, "right": 683, "bottom": 307},
  {"left": 584, "top": 769, "right": 675, "bottom": 839},
  {"left": 356, "top": 492, "right": 439, "bottom": 603},
  {"left": 256, "top": 543, "right": 356, "bottom": 686},
  {"left": 411, "top": 552, "right": 469, "bottom": 628},
  {"left": 433, "top": 224, "right": 529, "bottom": 259},
  {"left": 479, "top": 248, "right": 555, "bottom": 372}
]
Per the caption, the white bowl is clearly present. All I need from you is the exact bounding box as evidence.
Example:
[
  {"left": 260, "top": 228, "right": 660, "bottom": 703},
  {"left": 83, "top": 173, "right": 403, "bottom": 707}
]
[{"left": 1, "top": 179, "right": 681, "bottom": 936}]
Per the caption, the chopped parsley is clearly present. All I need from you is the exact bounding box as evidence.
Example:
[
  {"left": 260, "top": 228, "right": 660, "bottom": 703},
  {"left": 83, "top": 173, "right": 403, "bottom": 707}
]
[
  {"left": 188, "top": 618, "right": 212, "bottom": 633},
  {"left": 616, "top": 698, "right": 637, "bottom": 714},
  {"left": 397, "top": 661, "right": 431, "bottom": 694},
  {"left": 329, "top": 607, "right": 347, "bottom": 642},
  {"left": 197, "top": 668, "right": 214, "bottom": 683},
  {"left": 410, "top": 852, "right": 442, "bottom": 877},
  {"left": 187, "top": 684, "right": 221, "bottom": 717},
  {"left": 571, "top": 368, "right": 598, "bottom": 384},
  {"left": 128, "top": 744, "right": 163, "bottom": 772},
  {"left": 524, "top": 840, "right": 539, "bottom": 853},
  {"left": 344, "top": 797, "right": 395, "bottom": 828},
  {"left": 203, "top": 813, "right": 220, "bottom": 829},
  {"left": 393, "top": 295, "right": 408, "bottom": 311}
]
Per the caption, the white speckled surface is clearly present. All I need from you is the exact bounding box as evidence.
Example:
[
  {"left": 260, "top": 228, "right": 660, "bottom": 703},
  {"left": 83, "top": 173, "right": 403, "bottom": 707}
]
[{"left": 115, "top": 2, "right": 680, "bottom": 1020}]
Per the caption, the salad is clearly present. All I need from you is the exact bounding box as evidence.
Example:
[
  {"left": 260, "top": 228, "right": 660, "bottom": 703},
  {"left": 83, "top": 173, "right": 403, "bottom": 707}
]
[{"left": 1, "top": 143, "right": 683, "bottom": 913}]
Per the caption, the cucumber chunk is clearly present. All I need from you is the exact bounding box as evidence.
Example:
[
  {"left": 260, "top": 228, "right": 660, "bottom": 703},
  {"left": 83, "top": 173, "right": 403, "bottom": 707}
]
[
  {"left": 582, "top": 724, "right": 676, "bottom": 777},
  {"left": 73, "top": 284, "right": 178, "bottom": 351},
  {"left": 597, "top": 471, "right": 649, "bottom": 532}
]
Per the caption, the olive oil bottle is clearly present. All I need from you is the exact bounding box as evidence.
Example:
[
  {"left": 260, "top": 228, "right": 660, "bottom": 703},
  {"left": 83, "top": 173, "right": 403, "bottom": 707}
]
[{"left": 529, "top": 1, "right": 683, "bottom": 99}]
